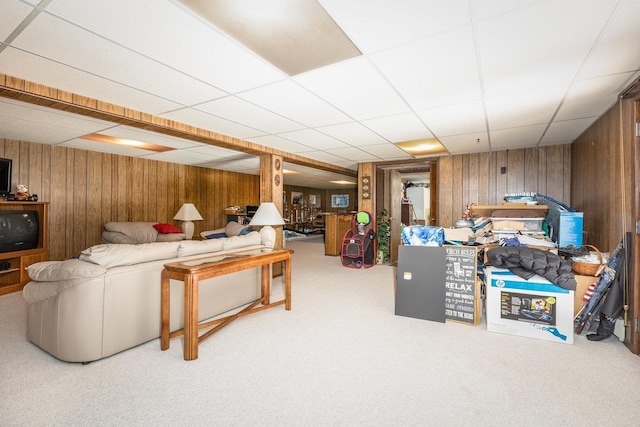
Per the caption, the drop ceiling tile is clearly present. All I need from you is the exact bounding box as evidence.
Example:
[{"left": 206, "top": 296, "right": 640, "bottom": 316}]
[
  {"left": 321, "top": 0, "right": 470, "bottom": 54},
  {"left": 360, "top": 143, "right": 413, "bottom": 160},
  {"left": 44, "top": 0, "right": 284, "bottom": 93},
  {"left": 490, "top": 124, "right": 546, "bottom": 150},
  {"left": 362, "top": 113, "right": 433, "bottom": 143},
  {"left": 196, "top": 97, "right": 304, "bottom": 134},
  {"left": 0, "top": 47, "right": 181, "bottom": 114},
  {"left": 277, "top": 129, "right": 349, "bottom": 150},
  {"left": 247, "top": 135, "right": 313, "bottom": 154},
  {"left": 0, "top": 0, "right": 33, "bottom": 40},
  {"left": 540, "top": 117, "right": 596, "bottom": 145},
  {"left": 159, "top": 108, "right": 265, "bottom": 140},
  {"left": 476, "top": 1, "right": 617, "bottom": 96},
  {"left": 238, "top": 80, "right": 351, "bottom": 128},
  {"left": 440, "top": 132, "right": 489, "bottom": 155},
  {"left": 469, "top": 0, "right": 541, "bottom": 22},
  {"left": 325, "top": 147, "right": 379, "bottom": 162},
  {"left": 485, "top": 83, "right": 567, "bottom": 130},
  {"left": 579, "top": 1, "right": 640, "bottom": 79},
  {"left": 297, "top": 150, "right": 352, "bottom": 164},
  {"left": 417, "top": 99, "right": 486, "bottom": 137},
  {"left": 294, "top": 57, "right": 409, "bottom": 120},
  {"left": 317, "top": 122, "right": 388, "bottom": 146},
  {"left": 183, "top": 144, "right": 250, "bottom": 159},
  {"left": 371, "top": 26, "right": 481, "bottom": 111},
  {"left": 11, "top": 13, "right": 223, "bottom": 106},
  {"left": 141, "top": 150, "right": 207, "bottom": 165},
  {"left": 556, "top": 73, "right": 633, "bottom": 121}
]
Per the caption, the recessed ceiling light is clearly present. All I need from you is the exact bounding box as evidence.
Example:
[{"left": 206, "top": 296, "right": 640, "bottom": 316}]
[
  {"left": 330, "top": 180, "right": 356, "bottom": 185},
  {"left": 395, "top": 138, "right": 448, "bottom": 157},
  {"left": 81, "top": 133, "right": 174, "bottom": 152},
  {"left": 282, "top": 169, "right": 298, "bottom": 174},
  {"left": 177, "top": 0, "right": 362, "bottom": 75}
]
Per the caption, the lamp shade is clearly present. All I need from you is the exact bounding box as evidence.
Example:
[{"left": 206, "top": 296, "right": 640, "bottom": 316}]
[
  {"left": 248, "top": 202, "right": 285, "bottom": 226},
  {"left": 173, "top": 203, "right": 203, "bottom": 221}
]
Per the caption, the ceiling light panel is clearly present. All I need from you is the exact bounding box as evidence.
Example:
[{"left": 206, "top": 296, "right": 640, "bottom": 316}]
[
  {"left": 362, "top": 113, "right": 433, "bottom": 143},
  {"left": 60, "top": 138, "right": 158, "bottom": 157},
  {"left": 98, "top": 126, "right": 200, "bottom": 150},
  {"left": 178, "top": 0, "right": 361, "bottom": 76},
  {"left": 371, "top": 26, "right": 481, "bottom": 111},
  {"left": 238, "top": 80, "right": 351, "bottom": 127},
  {"left": 475, "top": 1, "right": 616, "bottom": 97},
  {"left": 576, "top": 1, "right": 640, "bottom": 80},
  {"left": 395, "top": 138, "right": 447, "bottom": 157},
  {"left": 294, "top": 56, "right": 409, "bottom": 120},
  {"left": 159, "top": 108, "right": 265, "bottom": 140},
  {"left": 46, "top": 0, "right": 283, "bottom": 93},
  {"left": 316, "top": 121, "right": 388, "bottom": 146},
  {"left": 0, "top": 48, "right": 181, "bottom": 114},
  {"left": 417, "top": 99, "right": 486, "bottom": 137},
  {"left": 320, "top": 0, "right": 470, "bottom": 54},
  {"left": 196, "top": 97, "right": 303, "bottom": 134}
]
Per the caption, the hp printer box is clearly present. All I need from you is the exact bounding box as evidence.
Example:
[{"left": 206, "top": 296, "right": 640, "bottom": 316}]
[{"left": 485, "top": 267, "right": 574, "bottom": 344}]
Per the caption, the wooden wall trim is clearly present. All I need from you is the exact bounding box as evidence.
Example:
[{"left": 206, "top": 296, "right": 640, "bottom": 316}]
[{"left": 0, "top": 73, "right": 355, "bottom": 178}]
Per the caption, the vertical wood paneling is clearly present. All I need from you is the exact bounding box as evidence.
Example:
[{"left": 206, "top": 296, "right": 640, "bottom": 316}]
[
  {"left": 1, "top": 139, "right": 261, "bottom": 260},
  {"left": 437, "top": 145, "right": 571, "bottom": 227}
]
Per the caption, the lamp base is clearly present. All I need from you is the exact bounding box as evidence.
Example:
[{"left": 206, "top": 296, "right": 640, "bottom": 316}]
[
  {"left": 181, "top": 221, "right": 195, "bottom": 240},
  {"left": 259, "top": 225, "right": 276, "bottom": 248}
]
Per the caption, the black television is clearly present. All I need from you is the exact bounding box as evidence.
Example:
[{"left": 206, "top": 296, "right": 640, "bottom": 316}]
[
  {"left": 0, "top": 157, "right": 11, "bottom": 198},
  {"left": 0, "top": 210, "right": 39, "bottom": 253}
]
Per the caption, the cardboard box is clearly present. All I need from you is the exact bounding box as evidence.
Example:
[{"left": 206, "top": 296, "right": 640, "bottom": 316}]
[
  {"left": 558, "top": 212, "right": 583, "bottom": 247},
  {"left": 491, "top": 217, "right": 544, "bottom": 231},
  {"left": 444, "top": 227, "right": 472, "bottom": 242},
  {"left": 485, "top": 267, "right": 574, "bottom": 344}
]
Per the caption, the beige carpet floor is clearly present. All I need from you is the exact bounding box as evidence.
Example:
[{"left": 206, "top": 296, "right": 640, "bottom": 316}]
[{"left": 1, "top": 235, "right": 639, "bottom": 426}]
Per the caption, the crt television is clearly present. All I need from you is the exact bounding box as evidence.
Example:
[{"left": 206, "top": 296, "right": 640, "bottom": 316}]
[
  {"left": 0, "top": 210, "right": 39, "bottom": 253},
  {"left": 0, "top": 157, "right": 11, "bottom": 197}
]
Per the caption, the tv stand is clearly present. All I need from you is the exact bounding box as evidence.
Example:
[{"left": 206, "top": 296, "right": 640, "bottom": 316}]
[{"left": 0, "top": 201, "right": 49, "bottom": 296}]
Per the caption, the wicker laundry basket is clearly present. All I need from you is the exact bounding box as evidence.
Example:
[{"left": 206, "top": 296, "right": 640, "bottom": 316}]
[{"left": 572, "top": 244, "right": 604, "bottom": 276}]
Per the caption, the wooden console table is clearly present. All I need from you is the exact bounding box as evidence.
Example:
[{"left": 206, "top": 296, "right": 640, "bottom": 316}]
[{"left": 160, "top": 248, "right": 293, "bottom": 360}]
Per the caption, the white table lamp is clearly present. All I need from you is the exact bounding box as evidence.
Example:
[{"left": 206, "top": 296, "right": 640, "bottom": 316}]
[
  {"left": 248, "top": 202, "right": 285, "bottom": 248},
  {"left": 173, "top": 203, "right": 203, "bottom": 239}
]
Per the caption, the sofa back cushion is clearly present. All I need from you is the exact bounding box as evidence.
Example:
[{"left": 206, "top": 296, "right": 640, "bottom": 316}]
[
  {"left": 79, "top": 242, "right": 180, "bottom": 268},
  {"left": 28, "top": 259, "right": 107, "bottom": 282},
  {"left": 177, "top": 239, "right": 225, "bottom": 257},
  {"left": 103, "top": 222, "right": 159, "bottom": 244},
  {"left": 223, "top": 231, "right": 262, "bottom": 250}
]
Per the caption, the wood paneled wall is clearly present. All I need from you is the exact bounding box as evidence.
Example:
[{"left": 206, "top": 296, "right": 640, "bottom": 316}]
[
  {"left": 1, "top": 139, "right": 259, "bottom": 260},
  {"left": 571, "top": 98, "right": 635, "bottom": 253},
  {"left": 437, "top": 145, "right": 571, "bottom": 227}
]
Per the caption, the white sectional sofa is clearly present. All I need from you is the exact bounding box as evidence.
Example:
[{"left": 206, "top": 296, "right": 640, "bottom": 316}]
[{"left": 22, "top": 230, "right": 270, "bottom": 363}]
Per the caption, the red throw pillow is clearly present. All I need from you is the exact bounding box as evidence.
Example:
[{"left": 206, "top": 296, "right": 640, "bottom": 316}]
[{"left": 153, "top": 223, "right": 183, "bottom": 234}]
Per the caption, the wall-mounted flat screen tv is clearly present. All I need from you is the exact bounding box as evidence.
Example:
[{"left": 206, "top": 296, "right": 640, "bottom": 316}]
[
  {"left": 0, "top": 157, "right": 11, "bottom": 197},
  {"left": 331, "top": 194, "right": 349, "bottom": 208}
]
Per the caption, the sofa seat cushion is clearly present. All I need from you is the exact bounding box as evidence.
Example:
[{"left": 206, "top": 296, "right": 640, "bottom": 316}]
[
  {"left": 156, "top": 232, "right": 187, "bottom": 242},
  {"left": 79, "top": 242, "right": 180, "bottom": 268},
  {"left": 104, "top": 222, "right": 159, "bottom": 244}
]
